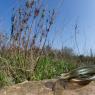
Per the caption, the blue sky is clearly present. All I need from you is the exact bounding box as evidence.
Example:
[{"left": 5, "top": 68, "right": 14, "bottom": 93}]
[{"left": 0, "top": 0, "right": 95, "bottom": 55}]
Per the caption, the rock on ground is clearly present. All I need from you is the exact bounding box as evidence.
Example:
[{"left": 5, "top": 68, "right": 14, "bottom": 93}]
[{"left": 0, "top": 79, "right": 95, "bottom": 95}]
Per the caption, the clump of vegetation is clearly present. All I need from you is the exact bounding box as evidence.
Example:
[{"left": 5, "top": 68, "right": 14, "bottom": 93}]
[{"left": 33, "top": 56, "right": 76, "bottom": 80}]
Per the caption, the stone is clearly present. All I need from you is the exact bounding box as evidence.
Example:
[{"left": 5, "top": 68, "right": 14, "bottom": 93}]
[{"left": 0, "top": 79, "right": 95, "bottom": 95}]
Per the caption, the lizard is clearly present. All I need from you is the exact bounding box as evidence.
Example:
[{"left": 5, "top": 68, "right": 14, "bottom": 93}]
[{"left": 44, "top": 64, "right": 95, "bottom": 92}]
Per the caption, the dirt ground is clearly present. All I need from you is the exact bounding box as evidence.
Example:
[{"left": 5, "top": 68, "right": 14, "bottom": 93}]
[{"left": 0, "top": 79, "right": 95, "bottom": 95}]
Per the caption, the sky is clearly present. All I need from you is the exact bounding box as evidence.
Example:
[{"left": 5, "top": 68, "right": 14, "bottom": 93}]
[{"left": 0, "top": 0, "right": 95, "bottom": 55}]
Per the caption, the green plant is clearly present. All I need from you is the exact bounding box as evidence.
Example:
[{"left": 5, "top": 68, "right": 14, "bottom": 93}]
[
  {"left": 33, "top": 57, "right": 76, "bottom": 80},
  {"left": 0, "top": 72, "right": 10, "bottom": 88}
]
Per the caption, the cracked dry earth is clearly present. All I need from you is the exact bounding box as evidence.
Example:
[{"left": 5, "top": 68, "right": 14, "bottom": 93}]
[{"left": 0, "top": 79, "right": 95, "bottom": 95}]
